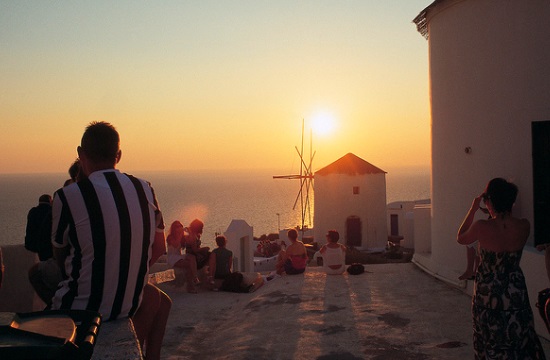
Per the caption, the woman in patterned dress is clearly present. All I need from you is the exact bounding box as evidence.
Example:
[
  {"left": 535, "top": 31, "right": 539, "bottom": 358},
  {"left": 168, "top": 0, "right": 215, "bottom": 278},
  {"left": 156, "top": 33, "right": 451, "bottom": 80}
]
[{"left": 457, "top": 178, "right": 545, "bottom": 359}]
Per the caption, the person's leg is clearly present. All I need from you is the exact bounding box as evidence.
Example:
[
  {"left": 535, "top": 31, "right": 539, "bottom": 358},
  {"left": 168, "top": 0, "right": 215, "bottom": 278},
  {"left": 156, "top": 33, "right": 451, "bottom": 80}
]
[
  {"left": 276, "top": 250, "right": 287, "bottom": 275},
  {"left": 458, "top": 246, "right": 476, "bottom": 280},
  {"left": 188, "top": 255, "right": 198, "bottom": 279},
  {"left": 132, "top": 283, "right": 172, "bottom": 360},
  {"left": 28, "top": 262, "right": 55, "bottom": 307},
  {"left": 175, "top": 257, "right": 199, "bottom": 293},
  {"left": 208, "top": 252, "right": 216, "bottom": 285}
]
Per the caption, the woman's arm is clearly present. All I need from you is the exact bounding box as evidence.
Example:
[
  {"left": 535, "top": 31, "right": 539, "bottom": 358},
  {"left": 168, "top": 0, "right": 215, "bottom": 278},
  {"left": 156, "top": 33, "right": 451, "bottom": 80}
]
[{"left": 457, "top": 195, "right": 483, "bottom": 245}]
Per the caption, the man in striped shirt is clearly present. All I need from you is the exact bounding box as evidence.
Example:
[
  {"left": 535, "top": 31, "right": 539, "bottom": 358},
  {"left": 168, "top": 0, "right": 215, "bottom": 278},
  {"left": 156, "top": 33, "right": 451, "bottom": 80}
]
[{"left": 51, "top": 121, "right": 170, "bottom": 360}]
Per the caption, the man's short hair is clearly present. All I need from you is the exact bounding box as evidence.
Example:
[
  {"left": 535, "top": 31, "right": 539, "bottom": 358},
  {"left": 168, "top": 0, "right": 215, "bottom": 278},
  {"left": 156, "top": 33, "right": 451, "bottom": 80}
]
[
  {"left": 80, "top": 121, "right": 120, "bottom": 163},
  {"left": 215, "top": 235, "right": 227, "bottom": 247},
  {"left": 39, "top": 194, "right": 52, "bottom": 204}
]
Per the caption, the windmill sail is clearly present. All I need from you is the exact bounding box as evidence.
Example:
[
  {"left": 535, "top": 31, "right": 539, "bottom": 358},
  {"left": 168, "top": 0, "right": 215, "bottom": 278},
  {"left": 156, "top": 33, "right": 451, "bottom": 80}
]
[{"left": 273, "top": 120, "right": 315, "bottom": 233}]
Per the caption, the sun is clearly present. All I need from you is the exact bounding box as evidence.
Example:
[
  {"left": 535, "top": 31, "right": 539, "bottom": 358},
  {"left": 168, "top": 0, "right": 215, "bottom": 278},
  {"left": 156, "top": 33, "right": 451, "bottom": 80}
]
[{"left": 311, "top": 111, "right": 337, "bottom": 137}]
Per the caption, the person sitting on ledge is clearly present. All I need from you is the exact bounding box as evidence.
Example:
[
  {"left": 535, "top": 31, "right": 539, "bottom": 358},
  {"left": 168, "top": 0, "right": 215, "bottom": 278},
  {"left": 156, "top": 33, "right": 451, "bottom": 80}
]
[
  {"left": 318, "top": 230, "right": 347, "bottom": 275},
  {"left": 208, "top": 235, "right": 233, "bottom": 287},
  {"left": 50, "top": 121, "right": 170, "bottom": 360},
  {"left": 166, "top": 221, "right": 200, "bottom": 293},
  {"left": 184, "top": 219, "right": 211, "bottom": 270},
  {"left": 276, "top": 229, "right": 307, "bottom": 275}
]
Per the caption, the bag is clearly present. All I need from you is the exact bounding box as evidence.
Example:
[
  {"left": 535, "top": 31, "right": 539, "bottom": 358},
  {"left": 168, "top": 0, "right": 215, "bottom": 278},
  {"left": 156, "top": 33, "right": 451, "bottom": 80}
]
[
  {"left": 536, "top": 288, "right": 550, "bottom": 334},
  {"left": 220, "top": 272, "right": 253, "bottom": 293},
  {"left": 347, "top": 263, "right": 365, "bottom": 275}
]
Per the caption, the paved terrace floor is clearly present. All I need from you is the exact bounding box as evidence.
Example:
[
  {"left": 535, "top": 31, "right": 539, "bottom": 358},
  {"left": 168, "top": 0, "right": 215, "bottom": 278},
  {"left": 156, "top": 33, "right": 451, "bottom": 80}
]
[{"left": 156, "top": 263, "right": 550, "bottom": 360}]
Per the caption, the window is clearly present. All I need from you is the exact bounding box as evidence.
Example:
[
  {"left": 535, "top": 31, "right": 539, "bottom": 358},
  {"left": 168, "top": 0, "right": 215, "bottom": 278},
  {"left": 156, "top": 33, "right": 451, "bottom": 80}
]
[
  {"left": 390, "top": 214, "right": 399, "bottom": 236},
  {"left": 353, "top": 186, "right": 360, "bottom": 195},
  {"left": 532, "top": 121, "right": 550, "bottom": 246}
]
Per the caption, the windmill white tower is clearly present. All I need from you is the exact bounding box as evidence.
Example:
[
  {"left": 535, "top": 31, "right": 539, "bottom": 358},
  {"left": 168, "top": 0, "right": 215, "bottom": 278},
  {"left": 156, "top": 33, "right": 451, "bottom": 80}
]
[{"left": 273, "top": 120, "right": 315, "bottom": 235}]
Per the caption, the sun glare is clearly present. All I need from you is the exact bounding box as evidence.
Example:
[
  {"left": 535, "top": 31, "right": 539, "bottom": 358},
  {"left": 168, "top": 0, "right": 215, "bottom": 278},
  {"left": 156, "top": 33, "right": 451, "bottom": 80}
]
[{"left": 311, "top": 111, "right": 337, "bottom": 137}]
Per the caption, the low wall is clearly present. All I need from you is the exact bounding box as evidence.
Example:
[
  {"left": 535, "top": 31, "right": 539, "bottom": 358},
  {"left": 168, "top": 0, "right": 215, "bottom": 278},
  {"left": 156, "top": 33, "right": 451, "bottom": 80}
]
[
  {"left": 0, "top": 244, "right": 143, "bottom": 359},
  {"left": 0, "top": 245, "right": 44, "bottom": 312}
]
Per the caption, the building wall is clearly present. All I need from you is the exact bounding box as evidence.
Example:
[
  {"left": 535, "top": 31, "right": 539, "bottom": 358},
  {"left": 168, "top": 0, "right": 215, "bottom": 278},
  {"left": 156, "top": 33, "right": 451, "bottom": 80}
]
[
  {"left": 417, "top": 0, "right": 550, "bottom": 283},
  {"left": 387, "top": 201, "right": 416, "bottom": 249},
  {"left": 314, "top": 172, "right": 388, "bottom": 250},
  {"left": 224, "top": 220, "right": 254, "bottom": 272},
  {"left": 0, "top": 245, "right": 44, "bottom": 312},
  {"left": 412, "top": 204, "right": 431, "bottom": 254}
]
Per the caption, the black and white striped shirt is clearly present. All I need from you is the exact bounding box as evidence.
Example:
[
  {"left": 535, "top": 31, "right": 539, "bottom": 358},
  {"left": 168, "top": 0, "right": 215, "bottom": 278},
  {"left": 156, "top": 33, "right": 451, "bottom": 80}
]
[{"left": 51, "top": 169, "right": 162, "bottom": 320}]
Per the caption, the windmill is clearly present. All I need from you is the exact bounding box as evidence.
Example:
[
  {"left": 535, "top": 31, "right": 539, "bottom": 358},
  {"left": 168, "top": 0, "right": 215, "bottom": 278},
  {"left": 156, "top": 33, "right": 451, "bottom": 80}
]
[{"left": 273, "top": 120, "right": 315, "bottom": 235}]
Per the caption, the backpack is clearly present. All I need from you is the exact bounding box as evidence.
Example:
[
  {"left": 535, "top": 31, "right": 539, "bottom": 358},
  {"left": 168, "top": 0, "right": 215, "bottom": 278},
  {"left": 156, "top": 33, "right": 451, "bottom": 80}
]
[
  {"left": 220, "top": 272, "right": 253, "bottom": 293},
  {"left": 347, "top": 263, "right": 365, "bottom": 275}
]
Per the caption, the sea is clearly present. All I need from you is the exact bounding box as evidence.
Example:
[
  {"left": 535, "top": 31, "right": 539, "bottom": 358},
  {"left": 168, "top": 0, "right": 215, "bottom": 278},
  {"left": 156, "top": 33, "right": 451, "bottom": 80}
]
[{"left": 0, "top": 167, "right": 430, "bottom": 249}]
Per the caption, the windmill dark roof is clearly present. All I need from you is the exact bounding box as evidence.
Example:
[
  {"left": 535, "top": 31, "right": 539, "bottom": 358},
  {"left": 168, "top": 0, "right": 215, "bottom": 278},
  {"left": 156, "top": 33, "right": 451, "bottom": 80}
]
[{"left": 315, "top": 153, "right": 386, "bottom": 176}]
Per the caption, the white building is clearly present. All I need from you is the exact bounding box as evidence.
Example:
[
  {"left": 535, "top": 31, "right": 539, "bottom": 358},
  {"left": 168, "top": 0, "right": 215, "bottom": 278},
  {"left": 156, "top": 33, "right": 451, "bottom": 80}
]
[
  {"left": 314, "top": 153, "right": 388, "bottom": 250},
  {"left": 413, "top": 0, "right": 550, "bottom": 336},
  {"left": 387, "top": 199, "right": 430, "bottom": 249}
]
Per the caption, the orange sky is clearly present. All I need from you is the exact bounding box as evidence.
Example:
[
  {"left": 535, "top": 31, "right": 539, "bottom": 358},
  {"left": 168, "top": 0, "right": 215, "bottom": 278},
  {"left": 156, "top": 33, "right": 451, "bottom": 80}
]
[{"left": 0, "top": 1, "right": 432, "bottom": 175}]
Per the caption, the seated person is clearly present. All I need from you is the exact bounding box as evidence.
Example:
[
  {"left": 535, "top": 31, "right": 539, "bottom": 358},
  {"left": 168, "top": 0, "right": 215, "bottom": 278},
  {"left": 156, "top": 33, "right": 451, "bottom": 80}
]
[
  {"left": 184, "top": 219, "right": 211, "bottom": 270},
  {"left": 29, "top": 164, "right": 85, "bottom": 307},
  {"left": 50, "top": 122, "right": 170, "bottom": 360},
  {"left": 208, "top": 235, "right": 233, "bottom": 285},
  {"left": 318, "top": 230, "right": 347, "bottom": 275},
  {"left": 276, "top": 229, "right": 307, "bottom": 275},
  {"left": 166, "top": 221, "right": 200, "bottom": 293}
]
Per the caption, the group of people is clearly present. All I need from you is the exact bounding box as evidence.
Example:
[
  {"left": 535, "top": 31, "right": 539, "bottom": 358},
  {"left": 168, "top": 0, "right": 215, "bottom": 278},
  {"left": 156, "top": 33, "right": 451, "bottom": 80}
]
[
  {"left": 276, "top": 177, "right": 549, "bottom": 358},
  {"left": 165, "top": 219, "right": 233, "bottom": 293},
  {"left": 19, "top": 120, "right": 550, "bottom": 359},
  {"left": 23, "top": 121, "right": 236, "bottom": 358},
  {"left": 274, "top": 228, "right": 348, "bottom": 276}
]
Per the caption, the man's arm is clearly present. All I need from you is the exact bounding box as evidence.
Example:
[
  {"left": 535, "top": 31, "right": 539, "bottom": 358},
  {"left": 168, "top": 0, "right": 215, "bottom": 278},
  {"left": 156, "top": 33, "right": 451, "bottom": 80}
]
[
  {"left": 150, "top": 230, "right": 166, "bottom": 267},
  {"left": 150, "top": 208, "right": 166, "bottom": 267},
  {"left": 53, "top": 245, "right": 70, "bottom": 279}
]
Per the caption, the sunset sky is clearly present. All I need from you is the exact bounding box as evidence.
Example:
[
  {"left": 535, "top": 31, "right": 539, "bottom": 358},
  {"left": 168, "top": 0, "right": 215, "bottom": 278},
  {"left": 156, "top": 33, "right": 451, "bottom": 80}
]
[{"left": 1, "top": 1, "right": 432, "bottom": 175}]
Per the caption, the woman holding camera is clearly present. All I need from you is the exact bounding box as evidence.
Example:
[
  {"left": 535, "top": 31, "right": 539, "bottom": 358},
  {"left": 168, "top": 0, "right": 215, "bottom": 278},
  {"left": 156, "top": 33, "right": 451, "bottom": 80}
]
[{"left": 457, "top": 178, "right": 545, "bottom": 359}]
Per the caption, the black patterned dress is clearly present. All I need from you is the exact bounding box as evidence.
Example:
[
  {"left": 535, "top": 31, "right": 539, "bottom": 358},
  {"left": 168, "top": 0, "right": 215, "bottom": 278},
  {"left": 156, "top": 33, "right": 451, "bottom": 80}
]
[{"left": 473, "top": 248, "right": 546, "bottom": 359}]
